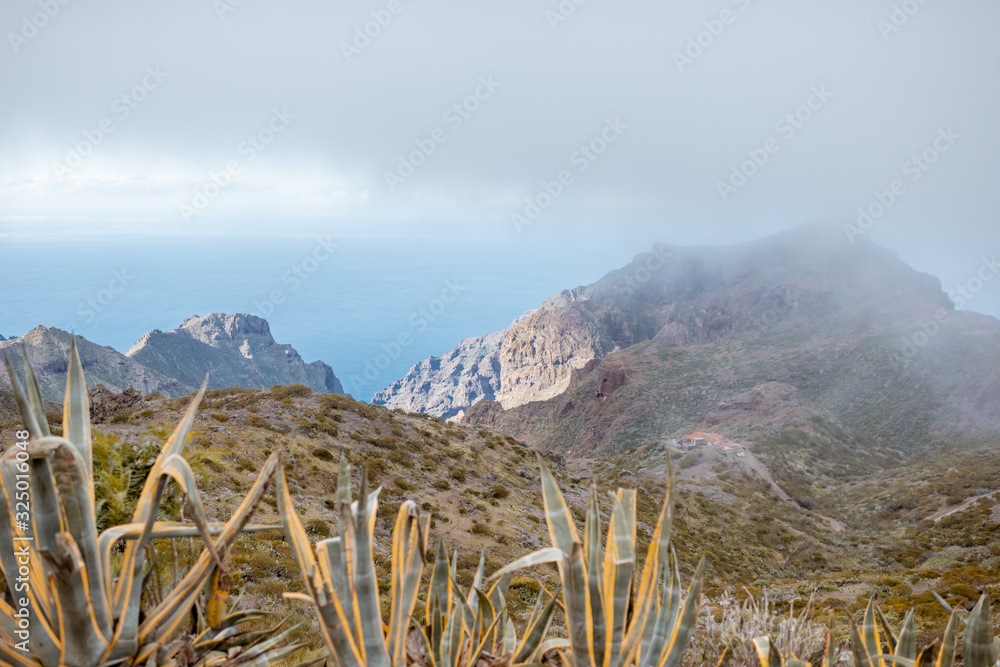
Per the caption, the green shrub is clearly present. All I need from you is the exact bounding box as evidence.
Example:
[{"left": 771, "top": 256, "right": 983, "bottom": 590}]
[
  {"left": 312, "top": 447, "right": 335, "bottom": 462},
  {"left": 271, "top": 384, "right": 313, "bottom": 400}
]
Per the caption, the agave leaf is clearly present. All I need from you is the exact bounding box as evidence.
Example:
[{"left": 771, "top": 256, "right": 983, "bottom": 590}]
[
  {"left": 936, "top": 610, "right": 959, "bottom": 667},
  {"left": 514, "top": 593, "right": 559, "bottom": 664},
  {"left": 277, "top": 465, "right": 363, "bottom": 667},
  {"left": 20, "top": 348, "right": 50, "bottom": 439},
  {"left": 605, "top": 491, "right": 636, "bottom": 667},
  {"left": 876, "top": 605, "right": 899, "bottom": 656},
  {"left": 963, "top": 594, "right": 997, "bottom": 667},
  {"left": 863, "top": 599, "right": 886, "bottom": 667},
  {"left": 41, "top": 533, "right": 111, "bottom": 667},
  {"left": 487, "top": 547, "right": 564, "bottom": 582},
  {"left": 114, "top": 380, "right": 208, "bottom": 620},
  {"left": 623, "top": 452, "right": 675, "bottom": 664},
  {"left": 156, "top": 454, "right": 224, "bottom": 568},
  {"left": 895, "top": 611, "right": 916, "bottom": 662},
  {"left": 316, "top": 537, "right": 357, "bottom": 640},
  {"left": 657, "top": 556, "right": 704, "bottom": 667},
  {"left": 36, "top": 437, "right": 112, "bottom": 637},
  {"left": 63, "top": 338, "right": 93, "bottom": 481},
  {"left": 913, "top": 641, "right": 938, "bottom": 667},
  {"left": 537, "top": 454, "right": 580, "bottom": 556},
  {"left": 753, "top": 637, "right": 779, "bottom": 667},
  {"left": 349, "top": 478, "right": 389, "bottom": 667},
  {"left": 639, "top": 553, "right": 681, "bottom": 667},
  {"left": 136, "top": 453, "right": 280, "bottom": 651},
  {"left": 387, "top": 501, "right": 427, "bottom": 667},
  {"left": 563, "top": 541, "right": 592, "bottom": 667},
  {"left": 4, "top": 353, "right": 43, "bottom": 439},
  {"left": 585, "top": 485, "right": 606, "bottom": 667}
]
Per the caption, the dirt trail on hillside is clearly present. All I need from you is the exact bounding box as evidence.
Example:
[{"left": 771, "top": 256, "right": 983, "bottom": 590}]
[
  {"left": 933, "top": 490, "right": 999, "bottom": 523},
  {"left": 735, "top": 451, "right": 791, "bottom": 501},
  {"left": 735, "top": 450, "right": 847, "bottom": 532}
]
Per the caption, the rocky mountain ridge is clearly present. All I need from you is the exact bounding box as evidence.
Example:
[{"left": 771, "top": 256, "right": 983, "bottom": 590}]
[
  {"left": 376, "top": 223, "right": 1000, "bottom": 467},
  {"left": 127, "top": 313, "right": 343, "bottom": 395},
  {"left": 0, "top": 313, "right": 342, "bottom": 402}
]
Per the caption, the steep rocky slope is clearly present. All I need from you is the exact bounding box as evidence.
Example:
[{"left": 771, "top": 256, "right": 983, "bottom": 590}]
[
  {"left": 127, "top": 313, "right": 343, "bottom": 395},
  {"left": 373, "top": 328, "right": 506, "bottom": 419},
  {"left": 0, "top": 314, "right": 342, "bottom": 402},
  {"left": 377, "top": 224, "right": 963, "bottom": 417},
  {"left": 0, "top": 326, "right": 186, "bottom": 398}
]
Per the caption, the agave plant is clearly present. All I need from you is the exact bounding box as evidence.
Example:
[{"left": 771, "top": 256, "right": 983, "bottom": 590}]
[
  {"left": 414, "top": 539, "right": 560, "bottom": 667},
  {"left": 488, "top": 454, "right": 705, "bottom": 667},
  {"left": 932, "top": 591, "right": 997, "bottom": 667},
  {"left": 751, "top": 611, "right": 835, "bottom": 667},
  {"left": 0, "top": 343, "right": 295, "bottom": 667},
  {"left": 278, "top": 455, "right": 556, "bottom": 667}
]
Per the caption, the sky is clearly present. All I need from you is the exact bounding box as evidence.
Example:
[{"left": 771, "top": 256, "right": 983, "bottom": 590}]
[{"left": 2, "top": 0, "right": 999, "bottom": 326}]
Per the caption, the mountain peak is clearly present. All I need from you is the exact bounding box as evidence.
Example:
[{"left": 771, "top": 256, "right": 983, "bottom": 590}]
[
  {"left": 178, "top": 313, "right": 273, "bottom": 346},
  {"left": 127, "top": 313, "right": 343, "bottom": 395}
]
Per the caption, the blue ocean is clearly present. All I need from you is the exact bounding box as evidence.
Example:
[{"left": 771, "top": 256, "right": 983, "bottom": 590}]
[{"left": 0, "top": 234, "right": 641, "bottom": 401}]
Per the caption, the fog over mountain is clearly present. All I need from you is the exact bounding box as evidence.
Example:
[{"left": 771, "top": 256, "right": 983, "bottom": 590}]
[{"left": 2, "top": 0, "right": 999, "bottom": 320}]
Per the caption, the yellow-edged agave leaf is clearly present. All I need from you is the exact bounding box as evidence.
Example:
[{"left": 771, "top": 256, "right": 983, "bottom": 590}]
[
  {"left": 936, "top": 609, "right": 959, "bottom": 667},
  {"left": 537, "top": 453, "right": 580, "bottom": 556},
  {"left": 2, "top": 355, "right": 294, "bottom": 667},
  {"left": 963, "top": 593, "right": 998, "bottom": 667},
  {"left": 753, "top": 637, "right": 781, "bottom": 667}
]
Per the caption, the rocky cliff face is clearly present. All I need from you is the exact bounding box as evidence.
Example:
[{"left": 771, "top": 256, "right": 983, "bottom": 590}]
[
  {"left": 0, "top": 314, "right": 342, "bottom": 403},
  {"left": 126, "top": 313, "right": 343, "bottom": 395},
  {"left": 372, "top": 329, "right": 505, "bottom": 419},
  {"left": 0, "top": 326, "right": 186, "bottom": 399},
  {"left": 376, "top": 223, "right": 989, "bottom": 435}
]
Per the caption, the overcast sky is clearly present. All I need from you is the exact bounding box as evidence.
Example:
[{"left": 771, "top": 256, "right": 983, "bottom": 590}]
[{"left": 2, "top": 0, "right": 998, "bottom": 318}]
